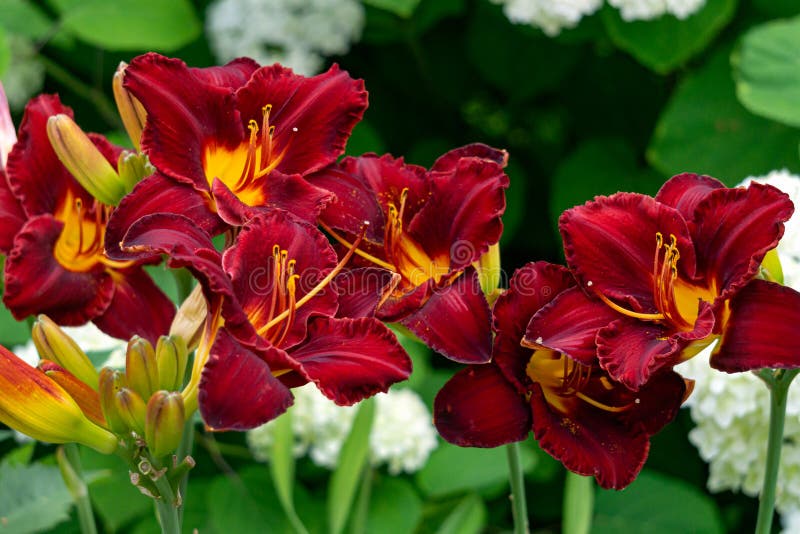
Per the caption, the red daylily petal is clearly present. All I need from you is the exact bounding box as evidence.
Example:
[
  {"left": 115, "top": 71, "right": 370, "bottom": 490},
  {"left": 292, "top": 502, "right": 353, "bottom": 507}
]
[
  {"left": 690, "top": 182, "right": 793, "bottom": 299},
  {"left": 286, "top": 316, "right": 411, "bottom": 405},
  {"left": 654, "top": 173, "right": 725, "bottom": 219},
  {"left": 400, "top": 269, "right": 492, "bottom": 364},
  {"left": 375, "top": 280, "right": 430, "bottom": 322},
  {"left": 333, "top": 267, "right": 397, "bottom": 318},
  {"left": 210, "top": 172, "right": 332, "bottom": 227},
  {"left": 621, "top": 370, "right": 688, "bottom": 435},
  {"left": 125, "top": 53, "right": 243, "bottom": 191},
  {"left": 3, "top": 215, "right": 112, "bottom": 324},
  {"left": 234, "top": 63, "right": 367, "bottom": 176},
  {"left": 434, "top": 364, "right": 531, "bottom": 447},
  {"left": 430, "top": 143, "right": 509, "bottom": 173},
  {"left": 714, "top": 279, "right": 800, "bottom": 372},
  {"left": 6, "top": 95, "right": 87, "bottom": 216},
  {"left": 190, "top": 57, "right": 260, "bottom": 89},
  {"left": 526, "top": 286, "right": 621, "bottom": 365},
  {"left": 0, "top": 170, "right": 25, "bottom": 253},
  {"left": 408, "top": 156, "right": 509, "bottom": 270},
  {"left": 105, "top": 173, "right": 223, "bottom": 260},
  {"left": 224, "top": 210, "right": 338, "bottom": 348},
  {"left": 92, "top": 266, "right": 175, "bottom": 345},
  {"left": 492, "top": 262, "right": 574, "bottom": 393},
  {"left": 199, "top": 328, "right": 294, "bottom": 431},
  {"left": 560, "top": 192, "right": 695, "bottom": 311},
  {"left": 531, "top": 385, "right": 649, "bottom": 490}
]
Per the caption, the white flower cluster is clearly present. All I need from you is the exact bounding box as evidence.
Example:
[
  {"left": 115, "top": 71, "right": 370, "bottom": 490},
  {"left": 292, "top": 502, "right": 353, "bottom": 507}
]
[
  {"left": 677, "top": 170, "right": 800, "bottom": 532},
  {"left": 491, "top": 0, "right": 603, "bottom": 36},
  {"left": 205, "top": 0, "right": 365, "bottom": 76},
  {"left": 607, "top": 0, "right": 706, "bottom": 21},
  {"left": 0, "top": 35, "right": 45, "bottom": 113},
  {"left": 247, "top": 384, "right": 438, "bottom": 474},
  {"left": 491, "top": 0, "right": 707, "bottom": 34}
]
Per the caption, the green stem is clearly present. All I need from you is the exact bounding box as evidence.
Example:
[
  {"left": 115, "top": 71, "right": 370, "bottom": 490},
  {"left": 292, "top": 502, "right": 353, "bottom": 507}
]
[
  {"left": 175, "top": 418, "right": 195, "bottom": 526},
  {"left": 506, "top": 441, "right": 530, "bottom": 534},
  {"left": 562, "top": 471, "right": 593, "bottom": 534},
  {"left": 150, "top": 459, "right": 181, "bottom": 534},
  {"left": 62, "top": 444, "right": 98, "bottom": 534},
  {"left": 350, "top": 466, "right": 373, "bottom": 534},
  {"left": 755, "top": 369, "right": 799, "bottom": 534}
]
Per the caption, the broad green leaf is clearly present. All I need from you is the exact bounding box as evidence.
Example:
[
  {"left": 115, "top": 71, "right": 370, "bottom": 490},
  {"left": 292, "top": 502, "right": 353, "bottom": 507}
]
[
  {"left": 436, "top": 493, "right": 487, "bottom": 534},
  {"left": 648, "top": 47, "right": 800, "bottom": 184},
  {"left": 365, "top": 477, "right": 423, "bottom": 534},
  {"left": 81, "top": 447, "right": 150, "bottom": 531},
  {"left": 362, "top": 0, "right": 421, "bottom": 18},
  {"left": 207, "top": 466, "right": 291, "bottom": 533},
  {"left": 328, "top": 397, "right": 376, "bottom": 534},
  {"left": 551, "top": 138, "right": 666, "bottom": 236},
  {"left": 593, "top": 470, "right": 724, "bottom": 533},
  {"left": 270, "top": 410, "right": 308, "bottom": 532},
  {"left": 734, "top": 16, "right": 800, "bottom": 128},
  {"left": 0, "top": 303, "right": 31, "bottom": 346},
  {"left": 0, "top": 28, "right": 9, "bottom": 78},
  {"left": 3, "top": 441, "right": 34, "bottom": 465},
  {"left": 57, "top": 0, "right": 200, "bottom": 51},
  {"left": 752, "top": 0, "right": 800, "bottom": 17},
  {"left": 602, "top": 0, "right": 736, "bottom": 74},
  {"left": 416, "top": 441, "right": 535, "bottom": 498},
  {"left": 0, "top": 0, "right": 53, "bottom": 40},
  {"left": 0, "top": 460, "right": 73, "bottom": 533}
]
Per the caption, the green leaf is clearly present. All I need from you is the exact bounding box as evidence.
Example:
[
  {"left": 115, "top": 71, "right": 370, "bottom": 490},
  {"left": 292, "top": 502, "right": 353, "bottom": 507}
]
[
  {"left": 0, "top": 0, "right": 53, "bottom": 40},
  {"left": 0, "top": 27, "right": 9, "bottom": 78},
  {"left": 365, "top": 477, "right": 423, "bottom": 534},
  {"left": 3, "top": 441, "right": 34, "bottom": 465},
  {"left": 436, "top": 493, "right": 487, "bottom": 534},
  {"left": 416, "top": 441, "right": 535, "bottom": 498},
  {"left": 648, "top": 46, "right": 800, "bottom": 184},
  {"left": 81, "top": 447, "right": 150, "bottom": 531},
  {"left": 602, "top": 0, "right": 737, "bottom": 74},
  {"left": 207, "top": 466, "right": 291, "bottom": 533},
  {"left": 270, "top": 410, "right": 308, "bottom": 533},
  {"left": 734, "top": 16, "right": 800, "bottom": 128},
  {"left": 362, "top": 0, "right": 421, "bottom": 18},
  {"left": 0, "top": 303, "right": 32, "bottom": 347},
  {"left": 390, "top": 325, "right": 432, "bottom": 391},
  {"left": 593, "top": 470, "right": 724, "bottom": 533},
  {"left": 328, "top": 397, "right": 376, "bottom": 534},
  {"left": 56, "top": 0, "right": 200, "bottom": 51},
  {"left": 0, "top": 460, "right": 73, "bottom": 533}
]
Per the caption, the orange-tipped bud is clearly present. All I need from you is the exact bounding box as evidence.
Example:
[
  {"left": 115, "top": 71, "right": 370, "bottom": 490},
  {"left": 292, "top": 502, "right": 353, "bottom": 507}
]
[
  {"left": 145, "top": 391, "right": 185, "bottom": 458},
  {"left": 46, "top": 114, "right": 126, "bottom": 206},
  {"left": 116, "top": 388, "right": 147, "bottom": 436},
  {"left": 155, "top": 335, "right": 188, "bottom": 392},
  {"left": 0, "top": 346, "right": 117, "bottom": 453},
  {"left": 125, "top": 336, "right": 159, "bottom": 400},
  {"left": 112, "top": 62, "right": 147, "bottom": 151},
  {"left": 40, "top": 361, "right": 105, "bottom": 428},
  {"left": 170, "top": 284, "right": 207, "bottom": 351},
  {"left": 98, "top": 367, "right": 129, "bottom": 435},
  {"left": 473, "top": 243, "right": 502, "bottom": 299},
  {"left": 32, "top": 315, "right": 99, "bottom": 390}
]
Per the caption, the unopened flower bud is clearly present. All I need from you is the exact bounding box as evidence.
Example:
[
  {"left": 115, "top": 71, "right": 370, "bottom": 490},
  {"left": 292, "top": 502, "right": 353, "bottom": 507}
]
[
  {"left": 98, "top": 368, "right": 129, "bottom": 435},
  {"left": 125, "top": 336, "right": 159, "bottom": 400},
  {"left": 0, "top": 346, "right": 117, "bottom": 453},
  {"left": 145, "top": 391, "right": 185, "bottom": 458},
  {"left": 46, "top": 114, "right": 126, "bottom": 206},
  {"left": 116, "top": 388, "right": 147, "bottom": 436},
  {"left": 473, "top": 243, "right": 502, "bottom": 298},
  {"left": 32, "top": 315, "right": 99, "bottom": 389},
  {"left": 760, "top": 248, "right": 784, "bottom": 285},
  {"left": 112, "top": 62, "right": 147, "bottom": 151},
  {"left": 117, "top": 150, "right": 153, "bottom": 192},
  {"left": 155, "top": 335, "right": 188, "bottom": 392},
  {"left": 40, "top": 360, "right": 105, "bottom": 427},
  {"left": 170, "top": 284, "right": 207, "bottom": 351}
]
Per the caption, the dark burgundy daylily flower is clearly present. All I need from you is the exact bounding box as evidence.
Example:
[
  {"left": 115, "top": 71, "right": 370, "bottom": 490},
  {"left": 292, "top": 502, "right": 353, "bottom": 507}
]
[
  {"left": 0, "top": 95, "right": 174, "bottom": 343},
  {"left": 105, "top": 52, "right": 367, "bottom": 257},
  {"left": 121, "top": 208, "right": 411, "bottom": 431},
  {"left": 307, "top": 144, "right": 509, "bottom": 364},
  {"left": 557, "top": 173, "right": 796, "bottom": 390},
  {"left": 434, "top": 262, "right": 689, "bottom": 489}
]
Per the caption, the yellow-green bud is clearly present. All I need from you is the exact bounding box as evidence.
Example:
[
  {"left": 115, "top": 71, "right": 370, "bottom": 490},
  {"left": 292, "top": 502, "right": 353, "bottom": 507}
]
[
  {"left": 98, "top": 368, "right": 128, "bottom": 435},
  {"left": 125, "top": 336, "right": 159, "bottom": 400},
  {"left": 760, "top": 248, "right": 784, "bottom": 285},
  {"left": 155, "top": 335, "right": 189, "bottom": 392},
  {"left": 170, "top": 284, "right": 207, "bottom": 351},
  {"left": 116, "top": 388, "right": 147, "bottom": 436},
  {"left": 117, "top": 150, "right": 154, "bottom": 192},
  {"left": 32, "top": 315, "right": 99, "bottom": 390},
  {"left": 112, "top": 62, "right": 147, "bottom": 151},
  {"left": 145, "top": 391, "right": 185, "bottom": 458},
  {"left": 46, "top": 114, "right": 127, "bottom": 206}
]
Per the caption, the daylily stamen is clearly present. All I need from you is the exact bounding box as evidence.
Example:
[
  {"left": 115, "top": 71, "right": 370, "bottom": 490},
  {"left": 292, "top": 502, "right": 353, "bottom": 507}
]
[
  {"left": 257, "top": 223, "right": 369, "bottom": 337},
  {"left": 594, "top": 291, "right": 665, "bottom": 321},
  {"left": 319, "top": 221, "right": 396, "bottom": 271}
]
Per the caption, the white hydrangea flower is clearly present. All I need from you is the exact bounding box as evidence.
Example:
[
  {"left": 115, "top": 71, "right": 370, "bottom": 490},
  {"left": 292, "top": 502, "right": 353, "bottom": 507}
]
[
  {"left": 679, "top": 170, "right": 800, "bottom": 525},
  {"left": 247, "top": 384, "right": 438, "bottom": 474},
  {"left": 205, "top": 0, "right": 365, "bottom": 76},
  {"left": 0, "top": 35, "right": 45, "bottom": 113},
  {"left": 607, "top": 0, "right": 706, "bottom": 21},
  {"left": 491, "top": 0, "right": 603, "bottom": 36}
]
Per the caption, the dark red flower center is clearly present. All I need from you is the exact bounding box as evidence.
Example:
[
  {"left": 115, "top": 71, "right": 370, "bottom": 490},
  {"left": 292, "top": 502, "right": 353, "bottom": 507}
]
[{"left": 203, "top": 104, "right": 296, "bottom": 206}]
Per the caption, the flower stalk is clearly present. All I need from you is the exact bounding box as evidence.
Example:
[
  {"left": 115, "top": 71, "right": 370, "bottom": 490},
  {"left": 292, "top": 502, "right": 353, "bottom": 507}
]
[
  {"left": 57, "top": 444, "right": 98, "bottom": 534},
  {"left": 563, "top": 471, "right": 593, "bottom": 534},
  {"left": 506, "top": 441, "right": 529, "bottom": 534}
]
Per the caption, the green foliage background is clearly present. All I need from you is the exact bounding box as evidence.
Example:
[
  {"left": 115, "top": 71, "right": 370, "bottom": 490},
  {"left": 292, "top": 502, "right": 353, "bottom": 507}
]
[{"left": 1, "top": 0, "right": 800, "bottom": 532}]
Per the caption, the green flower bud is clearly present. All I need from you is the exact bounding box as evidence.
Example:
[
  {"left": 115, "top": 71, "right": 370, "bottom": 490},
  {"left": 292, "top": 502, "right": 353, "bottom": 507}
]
[
  {"left": 155, "top": 335, "right": 189, "bottom": 392},
  {"left": 32, "top": 315, "right": 99, "bottom": 390},
  {"left": 98, "top": 368, "right": 128, "bottom": 435},
  {"left": 145, "top": 391, "right": 185, "bottom": 458},
  {"left": 125, "top": 336, "right": 159, "bottom": 400}
]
